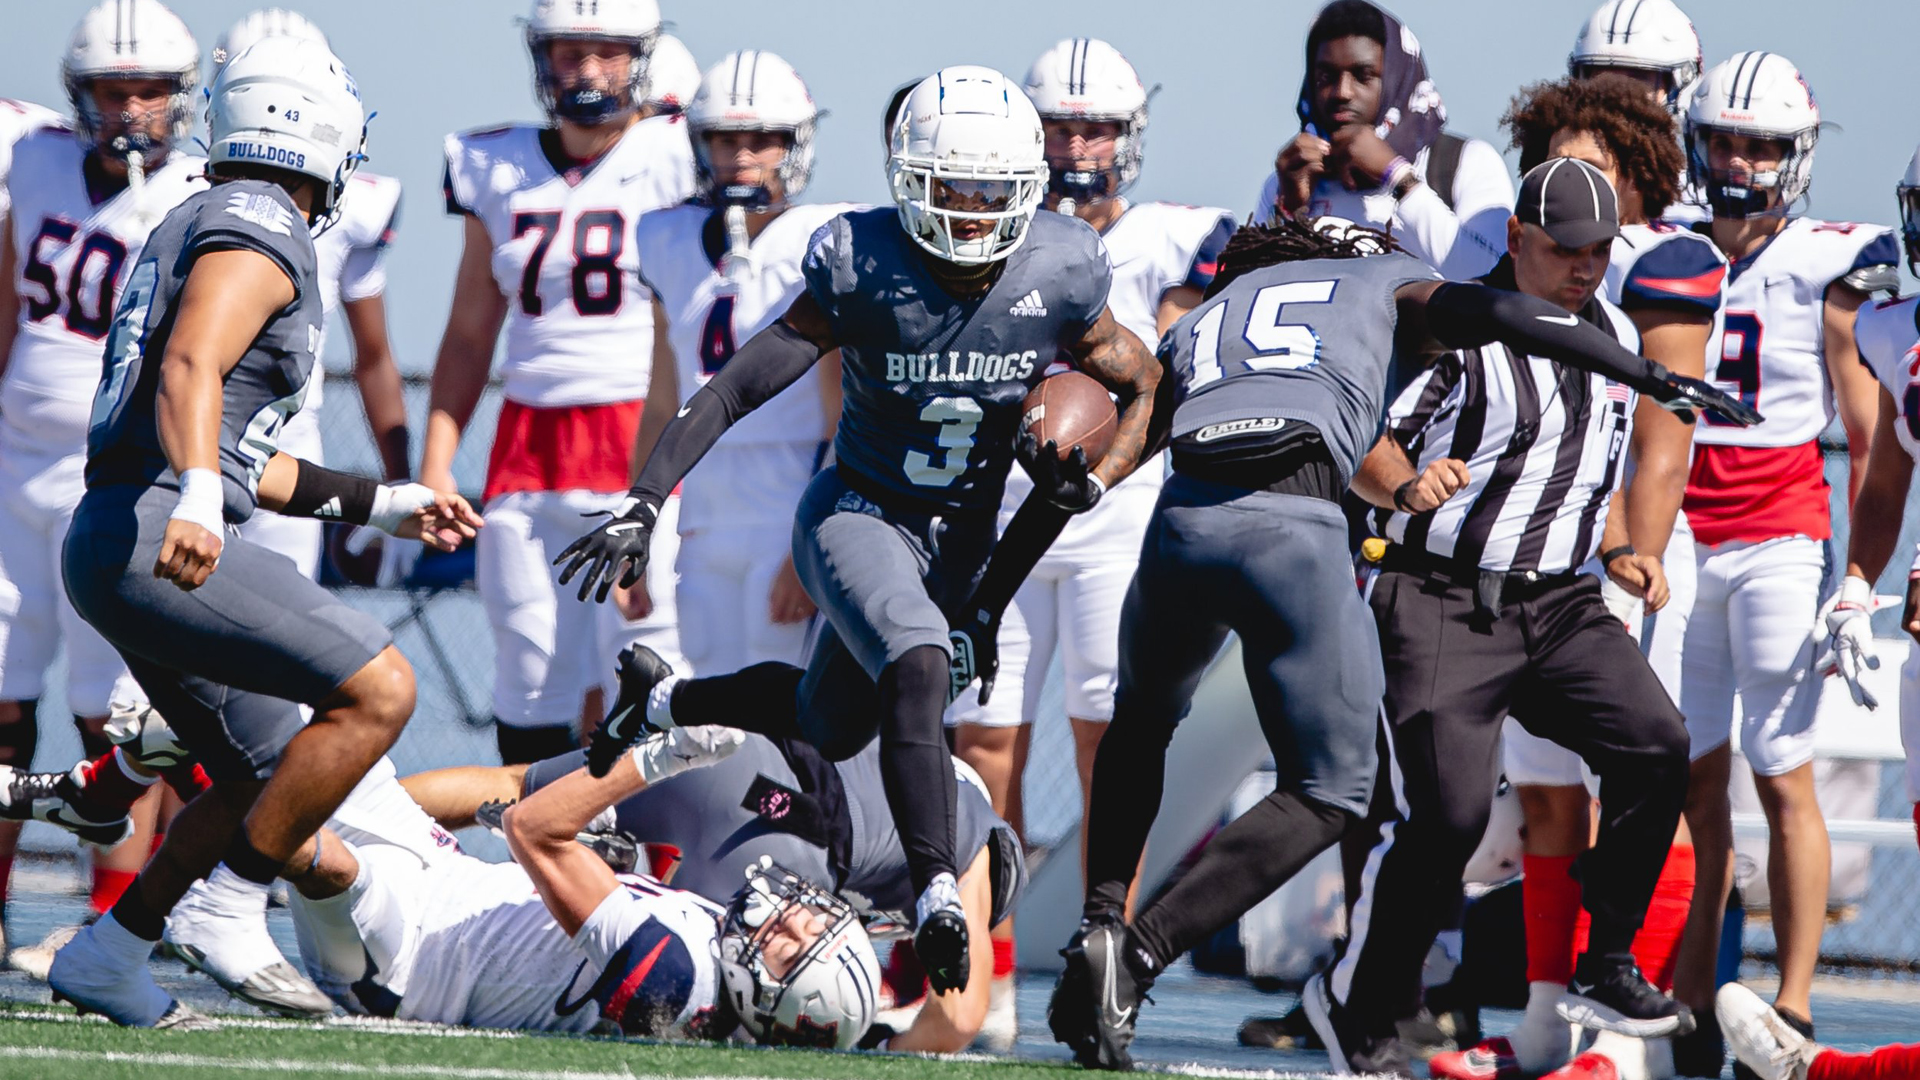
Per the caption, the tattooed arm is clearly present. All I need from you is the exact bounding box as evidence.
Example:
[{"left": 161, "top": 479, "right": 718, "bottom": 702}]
[{"left": 1067, "top": 306, "right": 1168, "bottom": 489}]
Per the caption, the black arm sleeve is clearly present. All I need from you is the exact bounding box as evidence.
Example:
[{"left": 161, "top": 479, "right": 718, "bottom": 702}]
[
  {"left": 628, "top": 319, "right": 824, "bottom": 507},
  {"left": 1424, "top": 282, "right": 1671, "bottom": 395},
  {"left": 965, "top": 494, "right": 1075, "bottom": 617}
]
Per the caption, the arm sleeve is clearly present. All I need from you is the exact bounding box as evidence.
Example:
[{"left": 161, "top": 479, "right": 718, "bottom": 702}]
[
  {"left": 1618, "top": 233, "right": 1725, "bottom": 314},
  {"left": 628, "top": 319, "right": 823, "bottom": 506},
  {"left": 1424, "top": 282, "right": 1669, "bottom": 394},
  {"left": 1395, "top": 138, "right": 1512, "bottom": 279}
]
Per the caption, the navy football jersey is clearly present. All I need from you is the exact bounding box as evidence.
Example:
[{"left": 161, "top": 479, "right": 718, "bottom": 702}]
[
  {"left": 85, "top": 180, "right": 323, "bottom": 522},
  {"left": 802, "top": 208, "right": 1111, "bottom": 512},
  {"left": 1161, "top": 252, "right": 1440, "bottom": 485}
]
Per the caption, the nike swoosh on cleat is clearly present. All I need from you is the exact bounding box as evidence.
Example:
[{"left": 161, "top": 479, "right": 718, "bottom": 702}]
[
  {"left": 1535, "top": 313, "right": 1581, "bottom": 326},
  {"left": 1101, "top": 935, "right": 1132, "bottom": 1024},
  {"left": 605, "top": 704, "right": 638, "bottom": 735},
  {"left": 676, "top": 405, "right": 693, "bottom": 418}
]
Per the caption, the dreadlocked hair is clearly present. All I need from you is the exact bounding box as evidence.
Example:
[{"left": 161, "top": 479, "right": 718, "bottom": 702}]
[
  {"left": 1502, "top": 74, "right": 1685, "bottom": 221},
  {"left": 1205, "top": 214, "right": 1400, "bottom": 299}
]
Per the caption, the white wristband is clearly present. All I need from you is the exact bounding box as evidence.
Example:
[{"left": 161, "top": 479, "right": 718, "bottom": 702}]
[
  {"left": 168, "top": 468, "right": 226, "bottom": 534},
  {"left": 367, "top": 482, "right": 437, "bottom": 536},
  {"left": 1839, "top": 574, "right": 1873, "bottom": 608}
]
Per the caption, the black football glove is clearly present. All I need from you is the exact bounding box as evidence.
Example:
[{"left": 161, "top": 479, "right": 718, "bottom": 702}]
[
  {"left": 1647, "top": 368, "right": 1764, "bottom": 428},
  {"left": 553, "top": 496, "right": 657, "bottom": 603},
  {"left": 1016, "top": 430, "right": 1106, "bottom": 513},
  {"left": 948, "top": 606, "right": 1002, "bottom": 707}
]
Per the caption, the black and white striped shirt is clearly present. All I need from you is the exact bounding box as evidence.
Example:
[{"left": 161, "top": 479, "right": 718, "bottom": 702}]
[{"left": 1376, "top": 282, "right": 1641, "bottom": 575}]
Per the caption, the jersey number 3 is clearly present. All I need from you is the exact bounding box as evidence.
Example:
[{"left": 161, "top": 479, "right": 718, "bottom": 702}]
[
  {"left": 1186, "top": 279, "right": 1337, "bottom": 389},
  {"left": 512, "top": 209, "right": 625, "bottom": 317}
]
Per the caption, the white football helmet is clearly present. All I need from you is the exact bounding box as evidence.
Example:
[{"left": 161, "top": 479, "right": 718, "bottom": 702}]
[
  {"left": 525, "top": 0, "right": 660, "bottom": 126},
  {"left": 718, "top": 859, "right": 880, "bottom": 1050},
  {"left": 687, "top": 50, "right": 818, "bottom": 208},
  {"left": 1568, "top": 0, "right": 1702, "bottom": 113},
  {"left": 1899, "top": 145, "right": 1920, "bottom": 275},
  {"left": 644, "top": 33, "right": 699, "bottom": 116},
  {"left": 1684, "top": 52, "right": 1819, "bottom": 219},
  {"left": 212, "top": 8, "right": 327, "bottom": 68},
  {"left": 1023, "top": 38, "right": 1151, "bottom": 206},
  {"left": 205, "top": 35, "right": 366, "bottom": 236},
  {"left": 61, "top": 0, "right": 200, "bottom": 161},
  {"left": 888, "top": 66, "right": 1049, "bottom": 266}
]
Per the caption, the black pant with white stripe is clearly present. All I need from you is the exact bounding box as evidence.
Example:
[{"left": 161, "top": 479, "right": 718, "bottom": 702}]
[{"left": 1329, "top": 564, "right": 1688, "bottom": 1033}]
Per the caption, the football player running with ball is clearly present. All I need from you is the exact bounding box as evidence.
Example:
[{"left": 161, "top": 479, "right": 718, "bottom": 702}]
[
  {"left": 47, "top": 37, "right": 480, "bottom": 1027},
  {"left": 557, "top": 66, "right": 1166, "bottom": 996}
]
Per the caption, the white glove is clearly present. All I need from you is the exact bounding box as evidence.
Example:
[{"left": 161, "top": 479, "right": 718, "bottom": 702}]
[
  {"left": 367, "top": 482, "right": 440, "bottom": 536},
  {"left": 1597, "top": 574, "right": 1645, "bottom": 640},
  {"left": 103, "top": 700, "right": 191, "bottom": 769},
  {"left": 629, "top": 724, "right": 746, "bottom": 785},
  {"left": 1822, "top": 575, "right": 1880, "bottom": 710}
]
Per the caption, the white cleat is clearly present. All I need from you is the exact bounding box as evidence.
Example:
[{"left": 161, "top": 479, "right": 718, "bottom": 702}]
[
  {"left": 9, "top": 923, "right": 83, "bottom": 981},
  {"left": 1716, "top": 983, "right": 1819, "bottom": 1080},
  {"left": 47, "top": 918, "right": 211, "bottom": 1028},
  {"left": 973, "top": 970, "right": 1018, "bottom": 1052},
  {"left": 167, "top": 880, "right": 333, "bottom": 1019}
]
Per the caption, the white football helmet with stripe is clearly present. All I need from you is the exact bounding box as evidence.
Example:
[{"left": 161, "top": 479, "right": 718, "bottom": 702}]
[
  {"left": 1023, "top": 38, "right": 1151, "bottom": 206},
  {"left": 1898, "top": 145, "right": 1920, "bottom": 274},
  {"left": 718, "top": 859, "right": 880, "bottom": 1050},
  {"left": 524, "top": 0, "right": 661, "bottom": 125},
  {"left": 212, "top": 8, "right": 327, "bottom": 68},
  {"left": 1684, "top": 51, "right": 1819, "bottom": 219},
  {"left": 1569, "top": 0, "right": 1702, "bottom": 113},
  {"left": 644, "top": 33, "right": 699, "bottom": 116},
  {"left": 61, "top": 0, "right": 200, "bottom": 161},
  {"left": 687, "top": 50, "right": 817, "bottom": 206},
  {"left": 888, "top": 66, "right": 1048, "bottom": 266}
]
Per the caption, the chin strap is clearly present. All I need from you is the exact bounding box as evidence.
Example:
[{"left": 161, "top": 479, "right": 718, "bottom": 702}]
[
  {"left": 123, "top": 148, "right": 153, "bottom": 228},
  {"left": 720, "top": 204, "right": 756, "bottom": 282}
]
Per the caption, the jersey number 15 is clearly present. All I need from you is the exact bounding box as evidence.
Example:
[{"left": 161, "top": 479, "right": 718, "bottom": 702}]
[{"left": 1184, "top": 279, "right": 1337, "bottom": 390}]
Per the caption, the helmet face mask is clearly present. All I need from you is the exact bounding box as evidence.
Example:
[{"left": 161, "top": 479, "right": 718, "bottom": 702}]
[
  {"left": 62, "top": 0, "right": 201, "bottom": 163},
  {"left": 717, "top": 860, "right": 879, "bottom": 1051},
  {"left": 888, "top": 66, "right": 1049, "bottom": 267},
  {"left": 1042, "top": 118, "right": 1129, "bottom": 208},
  {"left": 1688, "top": 125, "right": 1804, "bottom": 220},
  {"left": 532, "top": 35, "right": 654, "bottom": 126},
  {"left": 78, "top": 75, "right": 185, "bottom": 162},
  {"left": 1024, "top": 38, "right": 1150, "bottom": 209},
  {"left": 698, "top": 130, "right": 795, "bottom": 210}
]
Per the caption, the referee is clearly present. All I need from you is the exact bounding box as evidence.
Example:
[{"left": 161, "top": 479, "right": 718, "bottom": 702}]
[{"left": 1305, "top": 159, "right": 1747, "bottom": 1075}]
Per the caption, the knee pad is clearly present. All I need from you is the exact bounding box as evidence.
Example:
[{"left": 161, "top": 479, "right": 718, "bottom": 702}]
[{"left": 0, "top": 701, "right": 38, "bottom": 768}]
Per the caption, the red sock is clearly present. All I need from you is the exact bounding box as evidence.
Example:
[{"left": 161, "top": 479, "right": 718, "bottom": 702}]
[
  {"left": 89, "top": 867, "right": 138, "bottom": 914},
  {"left": 992, "top": 935, "right": 1016, "bottom": 979},
  {"left": 76, "top": 750, "right": 159, "bottom": 814},
  {"left": 1808, "top": 1044, "right": 1920, "bottom": 1080},
  {"left": 1912, "top": 804, "right": 1918, "bottom": 856},
  {"left": 159, "top": 762, "right": 211, "bottom": 801},
  {"left": 0, "top": 852, "right": 14, "bottom": 904},
  {"left": 1629, "top": 844, "right": 1695, "bottom": 992},
  {"left": 1524, "top": 853, "right": 1584, "bottom": 984}
]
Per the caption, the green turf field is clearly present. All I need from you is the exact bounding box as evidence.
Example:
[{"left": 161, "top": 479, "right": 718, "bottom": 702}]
[{"left": 0, "top": 1003, "right": 1317, "bottom": 1080}]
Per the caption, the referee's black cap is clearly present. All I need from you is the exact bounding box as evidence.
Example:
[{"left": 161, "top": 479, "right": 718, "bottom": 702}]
[{"left": 1516, "top": 158, "right": 1620, "bottom": 249}]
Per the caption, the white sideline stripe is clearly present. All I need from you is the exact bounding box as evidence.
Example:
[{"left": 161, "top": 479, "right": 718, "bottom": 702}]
[
  {"left": 0, "top": 1046, "right": 647, "bottom": 1078},
  {"left": 6, "top": 1009, "right": 525, "bottom": 1040}
]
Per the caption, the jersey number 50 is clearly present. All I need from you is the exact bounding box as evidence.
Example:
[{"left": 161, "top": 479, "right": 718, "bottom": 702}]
[
  {"left": 1185, "top": 279, "right": 1337, "bottom": 390},
  {"left": 511, "top": 209, "right": 625, "bottom": 317}
]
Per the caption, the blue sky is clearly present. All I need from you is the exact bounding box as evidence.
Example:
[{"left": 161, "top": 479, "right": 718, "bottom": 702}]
[{"left": 4, "top": 0, "right": 1916, "bottom": 372}]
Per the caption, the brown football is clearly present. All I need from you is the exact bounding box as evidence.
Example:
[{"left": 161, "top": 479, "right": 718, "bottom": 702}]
[{"left": 1021, "top": 370, "right": 1118, "bottom": 464}]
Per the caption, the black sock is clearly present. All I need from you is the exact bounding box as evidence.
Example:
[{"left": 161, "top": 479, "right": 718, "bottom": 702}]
[
  {"left": 1582, "top": 919, "right": 1640, "bottom": 962},
  {"left": 1130, "top": 788, "right": 1354, "bottom": 969},
  {"left": 494, "top": 722, "right": 578, "bottom": 766},
  {"left": 876, "top": 646, "right": 955, "bottom": 895},
  {"left": 223, "top": 832, "right": 284, "bottom": 886},
  {"left": 1082, "top": 700, "right": 1179, "bottom": 921},
  {"left": 110, "top": 883, "right": 164, "bottom": 941},
  {"left": 672, "top": 663, "right": 805, "bottom": 737}
]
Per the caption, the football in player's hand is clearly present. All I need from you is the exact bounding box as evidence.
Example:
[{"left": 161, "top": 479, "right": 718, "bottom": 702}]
[{"left": 1020, "top": 371, "right": 1117, "bottom": 464}]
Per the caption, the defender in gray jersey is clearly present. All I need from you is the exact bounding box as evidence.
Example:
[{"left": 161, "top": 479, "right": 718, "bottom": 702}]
[
  {"left": 555, "top": 67, "right": 1165, "bottom": 994},
  {"left": 48, "top": 39, "right": 481, "bottom": 1030},
  {"left": 1046, "top": 216, "right": 1759, "bottom": 1070}
]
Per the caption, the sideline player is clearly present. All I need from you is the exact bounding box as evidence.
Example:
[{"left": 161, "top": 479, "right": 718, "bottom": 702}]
[
  {"left": 1424, "top": 74, "right": 1726, "bottom": 1080},
  {"left": 1672, "top": 53, "right": 1899, "bottom": 1062},
  {"left": 633, "top": 51, "right": 852, "bottom": 677},
  {"left": 0, "top": 0, "right": 205, "bottom": 957},
  {"left": 556, "top": 66, "right": 1166, "bottom": 996},
  {"left": 642, "top": 34, "right": 700, "bottom": 118},
  {"left": 1048, "top": 206, "right": 1755, "bottom": 1071},
  {"left": 422, "top": 0, "right": 692, "bottom": 766},
  {"left": 1254, "top": 0, "right": 1512, "bottom": 278},
  {"left": 46, "top": 37, "right": 480, "bottom": 1028},
  {"left": 215, "top": 9, "right": 412, "bottom": 580}
]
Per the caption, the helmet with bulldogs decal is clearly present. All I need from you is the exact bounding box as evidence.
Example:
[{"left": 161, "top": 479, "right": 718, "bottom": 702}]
[
  {"left": 1023, "top": 38, "right": 1151, "bottom": 207},
  {"left": 1684, "top": 51, "right": 1819, "bottom": 219},
  {"left": 717, "top": 858, "right": 878, "bottom": 1050},
  {"left": 205, "top": 35, "right": 366, "bottom": 236}
]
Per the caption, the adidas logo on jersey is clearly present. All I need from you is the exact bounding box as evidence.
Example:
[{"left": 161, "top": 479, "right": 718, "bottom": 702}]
[{"left": 1009, "top": 290, "right": 1049, "bottom": 317}]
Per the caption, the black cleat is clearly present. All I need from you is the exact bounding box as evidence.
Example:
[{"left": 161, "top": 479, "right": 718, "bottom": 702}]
[
  {"left": 1238, "top": 1001, "right": 1322, "bottom": 1050},
  {"left": 586, "top": 646, "right": 675, "bottom": 777},
  {"left": 1048, "top": 919, "right": 1155, "bottom": 1071},
  {"left": 1301, "top": 970, "right": 1414, "bottom": 1077},
  {"left": 0, "top": 766, "right": 131, "bottom": 848},
  {"left": 1559, "top": 952, "right": 1695, "bottom": 1038}
]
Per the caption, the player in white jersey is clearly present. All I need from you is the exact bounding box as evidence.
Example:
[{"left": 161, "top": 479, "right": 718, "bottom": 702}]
[
  {"left": 1424, "top": 76, "right": 1725, "bottom": 1080},
  {"left": 0, "top": 100, "right": 62, "bottom": 223},
  {"left": 1252, "top": 1, "right": 1513, "bottom": 278},
  {"left": 1673, "top": 53, "right": 1900, "bottom": 1055},
  {"left": 1824, "top": 148, "right": 1920, "bottom": 857},
  {"left": 634, "top": 52, "right": 851, "bottom": 678},
  {"left": 422, "top": 0, "right": 695, "bottom": 765},
  {"left": 0, "top": 0, "right": 203, "bottom": 955},
  {"left": 930, "top": 36, "right": 1229, "bottom": 1046},
  {"left": 210, "top": 11, "right": 412, "bottom": 582}
]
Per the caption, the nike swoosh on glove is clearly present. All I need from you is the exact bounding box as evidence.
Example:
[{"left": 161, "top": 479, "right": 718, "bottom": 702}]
[{"left": 553, "top": 496, "right": 657, "bottom": 603}]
